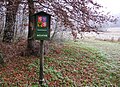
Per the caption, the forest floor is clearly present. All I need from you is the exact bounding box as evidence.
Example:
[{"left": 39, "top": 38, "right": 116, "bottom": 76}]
[{"left": 0, "top": 39, "right": 120, "bottom": 87}]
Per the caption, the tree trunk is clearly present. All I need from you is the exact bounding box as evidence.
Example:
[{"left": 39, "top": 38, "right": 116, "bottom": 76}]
[
  {"left": 0, "top": 52, "right": 4, "bottom": 65},
  {"left": 2, "top": 0, "right": 20, "bottom": 43},
  {"left": 0, "top": 14, "right": 5, "bottom": 40},
  {"left": 51, "top": 18, "right": 58, "bottom": 40},
  {"left": 27, "top": 0, "right": 35, "bottom": 55}
]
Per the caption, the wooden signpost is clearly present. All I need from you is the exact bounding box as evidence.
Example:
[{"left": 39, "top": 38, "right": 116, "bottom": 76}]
[{"left": 33, "top": 11, "right": 51, "bottom": 85}]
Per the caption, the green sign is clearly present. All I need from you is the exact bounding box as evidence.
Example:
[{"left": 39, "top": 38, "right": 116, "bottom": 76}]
[{"left": 33, "top": 11, "right": 51, "bottom": 40}]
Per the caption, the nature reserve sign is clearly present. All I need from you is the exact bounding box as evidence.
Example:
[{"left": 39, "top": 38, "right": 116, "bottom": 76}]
[
  {"left": 33, "top": 11, "right": 51, "bottom": 40},
  {"left": 33, "top": 11, "right": 51, "bottom": 85}
]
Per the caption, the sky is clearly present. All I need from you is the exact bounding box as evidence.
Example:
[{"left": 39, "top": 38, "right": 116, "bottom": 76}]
[{"left": 96, "top": 0, "right": 120, "bottom": 15}]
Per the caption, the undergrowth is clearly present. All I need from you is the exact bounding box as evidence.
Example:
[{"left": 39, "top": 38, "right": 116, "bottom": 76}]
[
  {"left": 29, "top": 42, "right": 119, "bottom": 86},
  {"left": 0, "top": 41, "right": 119, "bottom": 86}
]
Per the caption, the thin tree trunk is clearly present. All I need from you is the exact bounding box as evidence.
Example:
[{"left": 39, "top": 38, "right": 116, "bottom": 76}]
[
  {"left": 51, "top": 18, "right": 58, "bottom": 40},
  {"left": 27, "top": 0, "right": 35, "bottom": 55},
  {"left": 0, "top": 53, "right": 4, "bottom": 65},
  {"left": 0, "top": 15, "right": 5, "bottom": 40}
]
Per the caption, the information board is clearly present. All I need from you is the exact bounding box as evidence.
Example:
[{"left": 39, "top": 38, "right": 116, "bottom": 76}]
[{"left": 34, "top": 11, "right": 51, "bottom": 40}]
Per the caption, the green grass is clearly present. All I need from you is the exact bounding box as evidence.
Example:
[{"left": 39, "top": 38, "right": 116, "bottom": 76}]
[{"left": 29, "top": 41, "right": 120, "bottom": 86}]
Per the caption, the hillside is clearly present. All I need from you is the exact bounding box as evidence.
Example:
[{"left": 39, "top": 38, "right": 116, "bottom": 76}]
[{"left": 0, "top": 41, "right": 119, "bottom": 86}]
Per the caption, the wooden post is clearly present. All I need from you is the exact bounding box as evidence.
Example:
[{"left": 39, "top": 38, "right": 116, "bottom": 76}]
[
  {"left": 39, "top": 40, "right": 44, "bottom": 85},
  {"left": 33, "top": 11, "right": 51, "bottom": 85}
]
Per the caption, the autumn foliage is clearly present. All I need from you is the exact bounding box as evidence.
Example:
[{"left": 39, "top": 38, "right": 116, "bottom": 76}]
[{"left": 0, "top": 0, "right": 118, "bottom": 42}]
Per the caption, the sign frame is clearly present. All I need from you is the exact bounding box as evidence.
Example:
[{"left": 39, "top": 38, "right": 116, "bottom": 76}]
[
  {"left": 33, "top": 11, "right": 51, "bottom": 40},
  {"left": 32, "top": 11, "right": 51, "bottom": 85}
]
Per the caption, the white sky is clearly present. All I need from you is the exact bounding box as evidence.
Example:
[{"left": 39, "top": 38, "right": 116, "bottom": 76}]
[{"left": 96, "top": 0, "right": 120, "bottom": 15}]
